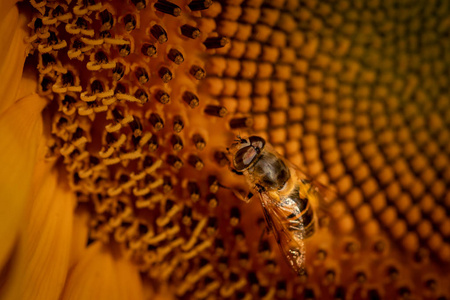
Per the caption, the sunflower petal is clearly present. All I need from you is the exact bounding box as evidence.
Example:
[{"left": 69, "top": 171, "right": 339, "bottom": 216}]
[
  {"left": 0, "top": 0, "right": 18, "bottom": 16},
  {"left": 0, "top": 94, "right": 47, "bottom": 270},
  {"left": 61, "top": 243, "right": 144, "bottom": 300},
  {"left": 115, "top": 252, "right": 145, "bottom": 300},
  {"left": 68, "top": 206, "right": 90, "bottom": 269},
  {"left": 0, "top": 4, "right": 29, "bottom": 114},
  {"left": 14, "top": 62, "right": 39, "bottom": 102},
  {"left": 1, "top": 165, "right": 75, "bottom": 300}
]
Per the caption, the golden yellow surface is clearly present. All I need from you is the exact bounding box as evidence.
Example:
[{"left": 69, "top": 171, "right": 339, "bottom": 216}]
[{"left": 5, "top": 0, "right": 449, "bottom": 299}]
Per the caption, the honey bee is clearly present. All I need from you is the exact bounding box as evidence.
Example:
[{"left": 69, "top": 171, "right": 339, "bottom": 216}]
[{"left": 227, "top": 135, "right": 333, "bottom": 275}]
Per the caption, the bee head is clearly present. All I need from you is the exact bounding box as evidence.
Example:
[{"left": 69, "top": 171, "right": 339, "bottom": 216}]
[{"left": 230, "top": 135, "right": 266, "bottom": 171}]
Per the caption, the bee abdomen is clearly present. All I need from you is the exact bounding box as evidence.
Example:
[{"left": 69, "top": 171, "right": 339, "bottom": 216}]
[
  {"left": 287, "top": 203, "right": 315, "bottom": 239},
  {"left": 283, "top": 186, "right": 316, "bottom": 239},
  {"left": 290, "top": 218, "right": 315, "bottom": 239}
]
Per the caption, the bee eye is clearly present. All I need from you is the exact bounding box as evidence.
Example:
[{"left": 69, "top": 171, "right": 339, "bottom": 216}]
[
  {"left": 249, "top": 136, "right": 265, "bottom": 150},
  {"left": 234, "top": 146, "right": 258, "bottom": 171}
]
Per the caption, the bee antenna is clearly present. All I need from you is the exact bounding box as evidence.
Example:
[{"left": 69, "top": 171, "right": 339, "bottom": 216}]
[
  {"left": 218, "top": 182, "right": 232, "bottom": 190},
  {"left": 218, "top": 182, "right": 252, "bottom": 203}
]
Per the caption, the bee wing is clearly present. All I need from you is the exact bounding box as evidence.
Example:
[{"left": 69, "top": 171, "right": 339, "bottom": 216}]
[
  {"left": 259, "top": 192, "right": 306, "bottom": 276},
  {"left": 288, "top": 162, "right": 338, "bottom": 209},
  {"left": 306, "top": 177, "right": 337, "bottom": 205}
]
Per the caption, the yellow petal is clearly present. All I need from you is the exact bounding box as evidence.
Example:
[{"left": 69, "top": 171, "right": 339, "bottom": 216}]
[
  {"left": 15, "top": 62, "right": 39, "bottom": 102},
  {"left": 0, "top": 0, "right": 18, "bottom": 15},
  {"left": 0, "top": 94, "right": 47, "bottom": 270},
  {"left": 115, "top": 251, "right": 146, "bottom": 300},
  {"left": 68, "top": 206, "right": 90, "bottom": 269},
  {"left": 61, "top": 243, "right": 144, "bottom": 300},
  {"left": 1, "top": 165, "right": 75, "bottom": 300},
  {"left": 142, "top": 278, "right": 176, "bottom": 300},
  {"left": 0, "top": 4, "right": 29, "bottom": 114}
]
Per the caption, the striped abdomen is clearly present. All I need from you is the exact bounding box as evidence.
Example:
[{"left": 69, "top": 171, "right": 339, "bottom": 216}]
[{"left": 277, "top": 185, "right": 316, "bottom": 239}]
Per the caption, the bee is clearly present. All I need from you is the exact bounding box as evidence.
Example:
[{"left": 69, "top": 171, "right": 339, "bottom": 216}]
[{"left": 227, "top": 135, "right": 333, "bottom": 275}]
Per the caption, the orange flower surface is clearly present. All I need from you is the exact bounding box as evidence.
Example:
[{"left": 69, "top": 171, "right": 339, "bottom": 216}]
[{"left": 0, "top": 0, "right": 449, "bottom": 299}]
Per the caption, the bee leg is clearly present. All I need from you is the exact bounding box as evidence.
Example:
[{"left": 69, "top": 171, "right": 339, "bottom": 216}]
[
  {"left": 218, "top": 183, "right": 253, "bottom": 203},
  {"left": 245, "top": 192, "right": 254, "bottom": 201},
  {"left": 230, "top": 168, "right": 244, "bottom": 176},
  {"left": 255, "top": 184, "right": 265, "bottom": 193},
  {"left": 259, "top": 226, "right": 269, "bottom": 245},
  {"left": 260, "top": 224, "right": 273, "bottom": 239},
  {"left": 232, "top": 189, "right": 253, "bottom": 203}
]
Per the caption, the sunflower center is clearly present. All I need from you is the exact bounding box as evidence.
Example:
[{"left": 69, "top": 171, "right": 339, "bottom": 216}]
[{"left": 27, "top": 0, "right": 252, "bottom": 290}]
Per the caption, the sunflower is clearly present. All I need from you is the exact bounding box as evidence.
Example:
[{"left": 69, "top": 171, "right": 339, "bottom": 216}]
[{"left": 1, "top": 0, "right": 450, "bottom": 299}]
